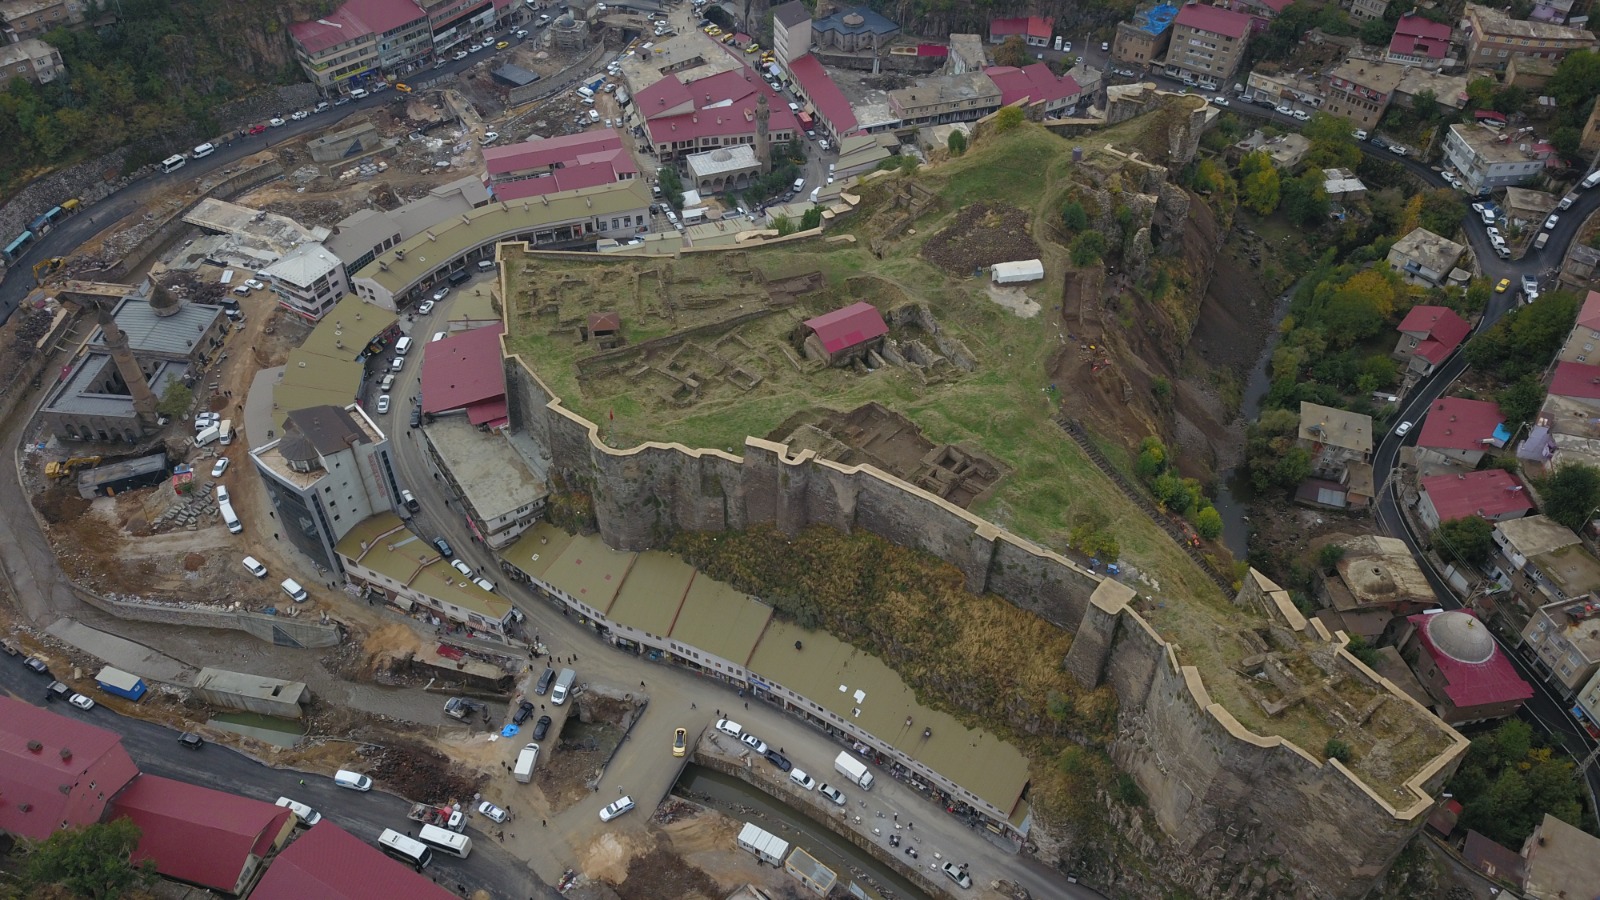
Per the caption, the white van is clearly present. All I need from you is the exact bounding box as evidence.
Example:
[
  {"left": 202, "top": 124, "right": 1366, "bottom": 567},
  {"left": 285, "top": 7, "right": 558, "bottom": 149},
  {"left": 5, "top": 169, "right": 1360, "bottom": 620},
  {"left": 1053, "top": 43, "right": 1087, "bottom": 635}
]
[
  {"left": 159, "top": 154, "right": 187, "bottom": 174},
  {"left": 333, "top": 769, "right": 372, "bottom": 791},
  {"left": 792, "top": 177, "right": 805, "bottom": 192},
  {"left": 281, "top": 578, "right": 309, "bottom": 603},
  {"left": 551, "top": 667, "right": 576, "bottom": 705},
  {"left": 219, "top": 500, "right": 242, "bottom": 534},
  {"left": 1583, "top": 170, "right": 1600, "bottom": 189},
  {"left": 218, "top": 419, "right": 233, "bottom": 445},
  {"left": 194, "top": 425, "right": 221, "bottom": 446},
  {"left": 394, "top": 336, "right": 413, "bottom": 356},
  {"left": 789, "top": 768, "right": 816, "bottom": 790},
  {"left": 192, "top": 142, "right": 216, "bottom": 158},
  {"left": 513, "top": 742, "right": 540, "bottom": 782},
  {"left": 275, "top": 797, "right": 323, "bottom": 826},
  {"left": 349, "top": 87, "right": 369, "bottom": 100}
]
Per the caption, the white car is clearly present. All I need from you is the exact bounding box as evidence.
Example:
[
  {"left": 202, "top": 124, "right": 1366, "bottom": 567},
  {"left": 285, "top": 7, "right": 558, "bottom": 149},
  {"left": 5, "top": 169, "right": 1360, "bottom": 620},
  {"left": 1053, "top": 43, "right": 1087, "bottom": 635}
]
[
  {"left": 290, "top": 110, "right": 309, "bottom": 121},
  {"left": 69, "top": 693, "right": 95, "bottom": 711},
  {"left": 715, "top": 718, "right": 743, "bottom": 738},
  {"left": 275, "top": 797, "right": 323, "bottom": 826},
  {"left": 468, "top": 43, "right": 483, "bottom": 52},
  {"left": 1275, "top": 104, "right": 1293, "bottom": 115},
  {"left": 1393, "top": 421, "right": 1413, "bottom": 438},
  {"left": 1353, "top": 129, "right": 1368, "bottom": 141},
  {"left": 474, "top": 576, "right": 496, "bottom": 592},
  {"left": 941, "top": 862, "right": 973, "bottom": 889},
  {"left": 1291, "top": 109, "right": 1310, "bottom": 121},
  {"left": 453, "top": 50, "right": 469, "bottom": 60},
  {"left": 452, "top": 558, "right": 474, "bottom": 577},
  {"left": 817, "top": 784, "right": 846, "bottom": 806},
  {"left": 418, "top": 299, "right": 436, "bottom": 314},
  {"left": 1544, "top": 214, "right": 1560, "bottom": 230},
  {"left": 740, "top": 733, "right": 769, "bottom": 755},
  {"left": 390, "top": 356, "right": 405, "bottom": 372},
  {"left": 431, "top": 331, "right": 447, "bottom": 342},
  {"left": 245, "top": 278, "right": 266, "bottom": 290},
  {"left": 243, "top": 556, "right": 268, "bottom": 577},
  {"left": 482, "top": 131, "right": 500, "bottom": 145},
  {"left": 376, "top": 394, "right": 390, "bottom": 414},
  {"left": 269, "top": 117, "right": 285, "bottom": 127},
  {"left": 195, "top": 412, "right": 220, "bottom": 430},
  {"left": 599, "top": 796, "right": 635, "bottom": 821},
  {"left": 432, "top": 286, "right": 451, "bottom": 301},
  {"left": 789, "top": 768, "right": 816, "bottom": 790},
  {"left": 1485, "top": 226, "right": 1501, "bottom": 242},
  {"left": 211, "top": 457, "right": 230, "bottom": 478},
  {"left": 1209, "top": 95, "right": 1228, "bottom": 106},
  {"left": 216, "top": 484, "right": 229, "bottom": 503},
  {"left": 479, "top": 801, "right": 509, "bottom": 823}
]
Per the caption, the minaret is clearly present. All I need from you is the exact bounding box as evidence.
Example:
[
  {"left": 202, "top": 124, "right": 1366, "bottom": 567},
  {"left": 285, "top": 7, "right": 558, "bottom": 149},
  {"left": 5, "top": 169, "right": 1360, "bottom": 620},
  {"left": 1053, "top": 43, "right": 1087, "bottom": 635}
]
[
  {"left": 754, "top": 93, "right": 772, "bottom": 175},
  {"left": 92, "top": 297, "right": 159, "bottom": 430}
]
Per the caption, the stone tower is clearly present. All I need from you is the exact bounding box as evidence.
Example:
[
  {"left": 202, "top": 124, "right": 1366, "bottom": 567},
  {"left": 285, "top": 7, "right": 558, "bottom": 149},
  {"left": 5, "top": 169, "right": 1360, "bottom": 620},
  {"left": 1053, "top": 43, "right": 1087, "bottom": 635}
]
[
  {"left": 90, "top": 296, "right": 159, "bottom": 430},
  {"left": 754, "top": 93, "right": 772, "bottom": 174}
]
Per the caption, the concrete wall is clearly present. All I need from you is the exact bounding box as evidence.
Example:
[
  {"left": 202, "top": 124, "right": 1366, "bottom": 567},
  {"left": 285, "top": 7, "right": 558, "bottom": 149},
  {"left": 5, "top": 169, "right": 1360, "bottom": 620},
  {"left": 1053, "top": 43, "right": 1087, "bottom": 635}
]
[
  {"left": 77, "top": 590, "right": 340, "bottom": 649},
  {"left": 498, "top": 249, "right": 1469, "bottom": 900}
]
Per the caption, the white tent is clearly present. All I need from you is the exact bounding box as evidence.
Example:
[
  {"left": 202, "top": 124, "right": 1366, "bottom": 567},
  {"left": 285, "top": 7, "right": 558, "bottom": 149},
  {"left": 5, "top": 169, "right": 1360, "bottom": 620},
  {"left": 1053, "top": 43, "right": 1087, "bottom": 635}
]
[{"left": 991, "top": 259, "right": 1045, "bottom": 284}]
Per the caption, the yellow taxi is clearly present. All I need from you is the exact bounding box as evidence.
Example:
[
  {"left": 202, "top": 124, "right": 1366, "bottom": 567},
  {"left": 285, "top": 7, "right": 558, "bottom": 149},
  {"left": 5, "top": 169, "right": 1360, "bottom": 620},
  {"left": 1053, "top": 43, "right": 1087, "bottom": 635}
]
[
  {"left": 394, "top": 83, "right": 412, "bottom": 93},
  {"left": 1494, "top": 278, "right": 1510, "bottom": 293},
  {"left": 495, "top": 40, "right": 509, "bottom": 49}
]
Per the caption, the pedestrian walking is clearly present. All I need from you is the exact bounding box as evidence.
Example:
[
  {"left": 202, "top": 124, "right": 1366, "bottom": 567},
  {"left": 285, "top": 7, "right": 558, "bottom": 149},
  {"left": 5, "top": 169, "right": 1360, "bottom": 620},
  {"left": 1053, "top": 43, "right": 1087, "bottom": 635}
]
[
  {"left": 542, "top": 819, "right": 547, "bottom": 827},
  {"left": 641, "top": 680, "right": 646, "bottom": 688},
  {"left": 744, "top": 701, "right": 748, "bottom": 709},
  {"left": 691, "top": 702, "right": 696, "bottom": 709}
]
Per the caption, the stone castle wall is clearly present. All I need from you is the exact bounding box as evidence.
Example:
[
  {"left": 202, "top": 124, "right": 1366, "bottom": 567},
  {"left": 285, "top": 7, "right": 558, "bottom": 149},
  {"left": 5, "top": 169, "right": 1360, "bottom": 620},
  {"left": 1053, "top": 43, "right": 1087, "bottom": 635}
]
[{"left": 498, "top": 266, "right": 1466, "bottom": 899}]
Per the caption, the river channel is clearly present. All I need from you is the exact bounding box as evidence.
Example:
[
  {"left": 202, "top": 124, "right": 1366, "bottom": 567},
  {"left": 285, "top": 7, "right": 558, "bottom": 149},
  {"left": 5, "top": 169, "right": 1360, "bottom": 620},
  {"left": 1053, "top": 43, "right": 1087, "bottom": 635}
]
[{"left": 1210, "top": 287, "right": 1297, "bottom": 558}]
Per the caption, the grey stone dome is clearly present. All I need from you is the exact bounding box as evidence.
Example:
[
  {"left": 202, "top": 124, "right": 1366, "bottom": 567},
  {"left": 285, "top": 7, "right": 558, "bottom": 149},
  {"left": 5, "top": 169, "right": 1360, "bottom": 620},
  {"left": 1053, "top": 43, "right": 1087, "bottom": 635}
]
[{"left": 1426, "top": 611, "right": 1493, "bottom": 665}]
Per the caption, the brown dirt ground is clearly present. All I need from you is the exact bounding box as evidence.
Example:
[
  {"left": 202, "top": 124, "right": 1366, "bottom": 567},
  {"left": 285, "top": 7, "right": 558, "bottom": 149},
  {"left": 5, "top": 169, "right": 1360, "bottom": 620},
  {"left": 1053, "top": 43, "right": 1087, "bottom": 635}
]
[{"left": 920, "top": 203, "right": 1042, "bottom": 275}]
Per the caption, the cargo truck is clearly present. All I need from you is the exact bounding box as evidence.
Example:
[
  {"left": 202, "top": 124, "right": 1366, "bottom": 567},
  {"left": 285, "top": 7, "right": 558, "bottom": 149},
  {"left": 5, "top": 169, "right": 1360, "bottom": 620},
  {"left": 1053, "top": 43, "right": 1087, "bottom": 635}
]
[{"left": 833, "top": 751, "right": 874, "bottom": 790}]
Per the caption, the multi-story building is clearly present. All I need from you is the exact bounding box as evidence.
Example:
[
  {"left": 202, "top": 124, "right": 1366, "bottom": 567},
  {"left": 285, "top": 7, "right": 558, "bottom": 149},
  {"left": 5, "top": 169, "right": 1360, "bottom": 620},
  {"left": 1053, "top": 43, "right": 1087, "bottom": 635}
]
[
  {"left": 1576, "top": 665, "right": 1600, "bottom": 738},
  {"left": 1321, "top": 60, "right": 1403, "bottom": 132},
  {"left": 886, "top": 71, "right": 1002, "bottom": 127},
  {"left": 1463, "top": 4, "right": 1597, "bottom": 72},
  {"left": 0, "top": 37, "right": 61, "bottom": 87},
  {"left": 1161, "top": 3, "right": 1252, "bottom": 84},
  {"left": 1387, "top": 14, "right": 1454, "bottom": 69},
  {"left": 985, "top": 62, "right": 1082, "bottom": 119},
  {"left": 1490, "top": 515, "right": 1584, "bottom": 624},
  {"left": 288, "top": 0, "right": 436, "bottom": 94},
  {"left": 812, "top": 5, "right": 899, "bottom": 52},
  {"left": 1297, "top": 402, "right": 1372, "bottom": 480},
  {"left": 633, "top": 68, "right": 799, "bottom": 161},
  {"left": 1521, "top": 594, "right": 1600, "bottom": 697},
  {"left": 337, "top": 513, "right": 519, "bottom": 641},
  {"left": 0, "top": 0, "right": 82, "bottom": 42},
  {"left": 420, "top": 0, "right": 497, "bottom": 54},
  {"left": 249, "top": 404, "right": 402, "bottom": 574},
  {"left": 1416, "top": 469, "right": 1531, "bottom": 531},
  {"left": 262, "top": 242, "right": 350, "bottom": 322},
  {"left": 1442, "top": 123, "right": 1550, "bottom": 195},
  {"left": 1394, "top": 611, "right": 1532, "bottom": 726},
  {"left": 482, "top": 130, "right": 639, "bottom": 201},
  {"left": 1393, "top": 305, "right": 1470, "bottom": 377},
  {"left": 1557, "top": 290, "right": 1600, "bottom": 364},
  {"left": 989, "top": 15, "right": 1052, "bottom": 47},
  {"left": 1114, "top": 4, "right": 1177, "bottom": 68},
  {"left": 770, "top": 0, "right": 812, "bottom": 68},
  {"left": 1413, "top": 397, "right": 1507, "bottom": 468},
  {"left": 1349, "top": 0, "right": 1389, "bottom": 22},
  {"left": 1386, "top": 226, "right": 1464, "bottom": 287}
]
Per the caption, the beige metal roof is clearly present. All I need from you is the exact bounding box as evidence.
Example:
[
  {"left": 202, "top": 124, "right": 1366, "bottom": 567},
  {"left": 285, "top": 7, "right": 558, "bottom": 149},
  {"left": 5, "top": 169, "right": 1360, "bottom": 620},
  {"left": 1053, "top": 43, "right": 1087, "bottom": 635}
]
[
  {"left": 608, "top": 551, "right": 695, "bottom": 634},
  {"left": 501, "top": 522, "right": 576, "bottom": 582},
  {"left": 540, "top": 532, "right": 636, "bottom": 611},
  {"left": 746, "top": 616, "right": 1030, "bottom": 815},
  {"left": 336, "top": 513, "right": 440, "bottom": 585},
  {"left": 671, "top": 577, "right": 771, "bottom": 668}
]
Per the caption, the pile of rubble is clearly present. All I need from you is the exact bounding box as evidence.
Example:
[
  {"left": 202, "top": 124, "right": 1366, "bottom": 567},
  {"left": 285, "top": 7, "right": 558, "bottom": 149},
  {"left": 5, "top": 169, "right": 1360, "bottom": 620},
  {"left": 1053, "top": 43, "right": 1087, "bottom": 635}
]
[{"left": 149, "top": 479, "right": 221, "bottom": 533}]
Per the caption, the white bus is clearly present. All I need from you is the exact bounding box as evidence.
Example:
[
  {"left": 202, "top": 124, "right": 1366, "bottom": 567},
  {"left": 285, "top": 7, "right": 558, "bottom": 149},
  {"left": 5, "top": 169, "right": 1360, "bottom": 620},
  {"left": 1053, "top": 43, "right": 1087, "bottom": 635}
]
[
  {"left": 159, "top": 154, "right": 187, "bottom": 174},
  {"left": 416, "top": 823, "right": 472, "bottom": 858},
  {"left": 378, "top": 829, "right": 433, "bottom": 869}
]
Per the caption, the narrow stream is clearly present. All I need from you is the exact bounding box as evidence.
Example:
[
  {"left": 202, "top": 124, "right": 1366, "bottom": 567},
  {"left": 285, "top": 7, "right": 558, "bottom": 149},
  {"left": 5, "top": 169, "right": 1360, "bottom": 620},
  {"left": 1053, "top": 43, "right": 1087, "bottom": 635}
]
[
  {"left": 675, "top": 764, "right": 933, "bottom": 900},
  {"left": 1211, "top": 288, "right": 1297, "bottom": 558}
]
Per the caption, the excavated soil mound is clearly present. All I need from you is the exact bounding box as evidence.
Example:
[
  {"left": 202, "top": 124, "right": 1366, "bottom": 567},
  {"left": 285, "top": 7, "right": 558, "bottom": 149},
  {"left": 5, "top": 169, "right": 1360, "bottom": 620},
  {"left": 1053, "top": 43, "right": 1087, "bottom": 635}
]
[{"left": 920, "top": 202, "right": 1041, "bottom": 275}]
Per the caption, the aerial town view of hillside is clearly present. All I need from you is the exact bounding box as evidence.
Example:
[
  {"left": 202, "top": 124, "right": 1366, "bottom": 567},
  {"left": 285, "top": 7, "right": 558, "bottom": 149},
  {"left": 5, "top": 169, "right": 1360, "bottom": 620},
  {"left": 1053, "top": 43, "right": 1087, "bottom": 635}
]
[{"left": 8, "top": 0, "right": 1600, "bottom": 897}]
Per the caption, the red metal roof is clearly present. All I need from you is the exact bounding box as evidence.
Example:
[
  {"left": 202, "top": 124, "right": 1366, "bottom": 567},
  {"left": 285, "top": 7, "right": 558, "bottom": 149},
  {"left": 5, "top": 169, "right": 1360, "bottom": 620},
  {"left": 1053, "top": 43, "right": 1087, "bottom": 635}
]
[
  {"left": 1419, "top": 469, "right": 1532, "bottom": 522},
  {"left": 252, "top": 822, "right": 458, "bottom": 900},
  {"left": 985, "top": 63, "right": 1082, "bottom": 109},
  {"left": 804, "top": 302, "right": 887, "bottom": 353},
  {"left": 1577, "top": 290, "right": 1600, "bottom": 333},
  {"left": 420, "top": 323, "right": 507, "bottom": 416},
  {"left": 638, "top": 68, "right": 801, "bottom": 145},
  {"left": 990, "top": 16, "right": 1053, "bottom": 39},
  {"left": 484, "top": 131, "right": 626, "bottom": 178},
  {"left": 916, "top": 43, "right": 949, "bottom": 56},
  {"left": 289, "top": 0, "right": 427, "bottom": 55},
  {"left": 491, "top": 161, "right": 632, "bottom": 200},
  {"left": 1550, "top": 361, "right": 1600, "bottom": 400},
  {"left": 1174, "top": 3, "right": 1252, "bottom": 38},
  {"left": 1416, "top": 397, "right": 1505, "bottom": 451},
  {"left": 1463, "top": 829, "right": 1528, "bottom": 883},
  {"left": 0, "top": 697, "right": 139, "bottom": 841},
  {"left": 1409, "top": 612, "right": 1533, "bottom": 710},
  {"left": 785, "top": 54, "right": 860, "bottom": 136},
  {"left": 110, "top": 774, "right": 292, "bottom": 892},
  {"left": 1398, "top": 305, "right": 1470, "bottom": 365},
  {"left": 1389, "top": 13, "right": 1451, "bottom": 59}
]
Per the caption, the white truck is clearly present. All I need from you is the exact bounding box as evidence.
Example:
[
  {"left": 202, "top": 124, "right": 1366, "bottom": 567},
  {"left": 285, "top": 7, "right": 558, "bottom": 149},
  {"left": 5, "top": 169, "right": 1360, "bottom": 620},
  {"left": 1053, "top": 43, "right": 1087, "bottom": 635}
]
[
  {"left": 513, "top": 742, "right": 540, "bottom": 783},
  {"left": 833, "top": 751, "right": 874, "bottom": 790}
]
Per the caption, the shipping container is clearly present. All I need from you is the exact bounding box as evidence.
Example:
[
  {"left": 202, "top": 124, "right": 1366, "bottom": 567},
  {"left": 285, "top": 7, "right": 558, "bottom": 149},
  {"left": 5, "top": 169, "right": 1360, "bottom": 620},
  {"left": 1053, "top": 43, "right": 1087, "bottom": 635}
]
[{"left": 95, "top": 666, "right": 148, "bottom": 701}]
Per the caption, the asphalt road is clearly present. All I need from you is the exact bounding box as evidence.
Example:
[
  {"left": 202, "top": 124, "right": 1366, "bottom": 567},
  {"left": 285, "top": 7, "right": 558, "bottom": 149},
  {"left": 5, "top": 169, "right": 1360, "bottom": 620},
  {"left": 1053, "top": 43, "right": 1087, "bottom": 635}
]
[{"left": 1, "top": 652, "right": 551, "bottom": 898}]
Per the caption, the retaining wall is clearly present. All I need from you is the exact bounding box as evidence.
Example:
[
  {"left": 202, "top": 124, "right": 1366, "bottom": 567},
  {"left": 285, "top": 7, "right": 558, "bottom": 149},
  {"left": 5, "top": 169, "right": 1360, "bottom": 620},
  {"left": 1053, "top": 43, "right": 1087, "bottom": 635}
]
[{"left": 76, "top": 591, "right": 340, "bottom": 649}]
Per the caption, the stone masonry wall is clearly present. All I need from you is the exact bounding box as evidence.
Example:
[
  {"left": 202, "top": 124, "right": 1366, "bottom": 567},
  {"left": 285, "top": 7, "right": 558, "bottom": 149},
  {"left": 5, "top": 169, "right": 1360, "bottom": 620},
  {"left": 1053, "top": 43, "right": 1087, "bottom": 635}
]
[{"left": 499, "top": 286, "right": 1468, "bottom": 900}]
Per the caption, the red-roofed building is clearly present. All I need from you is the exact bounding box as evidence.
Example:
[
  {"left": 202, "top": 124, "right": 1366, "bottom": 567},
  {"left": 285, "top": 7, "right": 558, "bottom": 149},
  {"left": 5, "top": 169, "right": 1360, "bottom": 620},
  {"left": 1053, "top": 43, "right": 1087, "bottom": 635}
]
[
  {"left": 420, "top": 323, "right": 508, "bottom": 427},
  {"left": 1558, "top": 290, "right": 1600, "bottom": 364},
  {"left": 1398, "top": 610, "right": 1532, "bottom": 725},
  {"left": 252, "top": 822, "right": 457, "bottom": 900},
  {"left": 1164, "top": 4, "right": 1253, "bottom": 82},
  {"left": 491, "top": 161, "right": 636, "bottom": 201},
  {"left": 985, "top": 63, "right": 1083, "bottom": 119},
  {"left": 788, "top": 54, "right": 859, "bottom": 138},
  {"left": 289, "top": 0, "right": 433, "bottom": 92},
  {"left": 1416, "top": 397, "right": 1508, "bottom": 467},
  {"left": 1394, "top": 305, "right": 1471, "bottom": 376},
  {"left": 1387, "top": 14, "right": 1453, "bottom": 68},
  {"left": 799, "top": 302, "right": 888, "bottom": 365},
  {"left": 484, "top": 131, "right": 633, "bottom": 181},
  {"left": 632, "top": 68, "right": 800, "bottom": 161},
  {"left": 109, "top": 774, "right": 294, "bottom": 894},
  {"left": 1463, "top": 829, "right": 1527, "bottom": 882},
  {"left": 0, "top": 697, "right": 139, "bottom": 841},
  {"left": 1418, "top": 469, "right": 1533, "bottom": 530},
  {"left": 1549, "top": 361, "right": 1600, "bottom": 408},
  {"left": 989, "top": 16, "right": 1053, "bottom": 47},
  {"left": 1219, "top": 0, "right": 1293, "bottom": 22}
]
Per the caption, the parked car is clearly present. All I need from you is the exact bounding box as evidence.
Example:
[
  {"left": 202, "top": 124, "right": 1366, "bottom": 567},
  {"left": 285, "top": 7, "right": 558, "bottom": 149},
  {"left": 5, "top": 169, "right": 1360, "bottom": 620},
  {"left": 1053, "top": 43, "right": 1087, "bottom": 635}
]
[
  {"left": 248, "top": 123, "right": 267, "bottom": 135},
  {"left": 211, "top": 457, "right": 230, "bottom": 478},
  {"left": 269, "top": 117, "right": 285, "bottom": 127},
  {"left": 1274, "top": 104, "right": 1293, "bottom": 115},
  {"left": 1352, "top": 129, "right": 1368, "bottom": 141},
  {"left": 452, "top": 558, "right": 474, "bottom": 577},
  {"left": 410, "top": 406, "right": 422, "bottom": 428},
  {"left": 290, "top": 110, "right": 309, "bottom": 120},
  {"left": 433, "top": 537, "right": 454, "bottom": 557},
  {"left": 245, "top": 278, "right": 266, "bottom": 290},
  {"left": 69, "top": 693, "right": 95, "bottom": 711},
  {"left": 24, "top": 656, "right": 49, "bottom": 675},
  {"left": 941, "top": 862, "right": 973, "bottom": 889},
  {"left": 482, "top": 131, "right": 500, "bottom": 146},
  {"left": 764, "top": 749, "right": 792, "bottom": 772},
  {"left": 817, "top": 784, "right": 846, "bottom": 806},
  {"left": 276, "top": 797, "right": 322, "bottom": 826},
  {"left": 741, "top": 733, "right": 769, "bottom": 755},
  {"left": 479, "top": 801, "right": 509, "bottom": 823},
  {"left": 599, "top": 796, "right": 635, "bottom": 821},
  {"left": 515, "top": 700, "right": 534, "bottom": 724},
  {"left": 1544, "top": 213, "right": 1560, "bottom": 230},
  {"left": 178, "top": 732, "right": 204, "bottom": 750},
  {"left": 401, "top": 489, "right": 419, "bottom": 511},
  {"left": 453, "top": 50, "right": 469, "bottom": 60},
  {"left": 242, "top": 556, "right": 268, "bottom": 578},
  {"left": 376, "top": 394, "right": 390, "bottom": 414},
  {"left": 1291, "top": 109, "right": 1310, "bottom": 121},
  {"left": 533, "top": 715, "right": 552, "bottom": 740},
  {"left": 715, "top": 718, "right": 742, "bottom": 738},
  {"left": 432, "top": 286, "right": 450, "bottom": 301},
  {"left": 418, "top": 299, "right": 436, "bottom": 314}
]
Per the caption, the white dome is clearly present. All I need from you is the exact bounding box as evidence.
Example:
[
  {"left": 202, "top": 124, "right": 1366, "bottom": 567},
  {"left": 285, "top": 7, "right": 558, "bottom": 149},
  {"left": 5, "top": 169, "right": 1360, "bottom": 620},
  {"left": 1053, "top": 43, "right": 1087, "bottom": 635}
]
[{"left": 1425, "top": 611, "right": 1493, "bottom": 665}]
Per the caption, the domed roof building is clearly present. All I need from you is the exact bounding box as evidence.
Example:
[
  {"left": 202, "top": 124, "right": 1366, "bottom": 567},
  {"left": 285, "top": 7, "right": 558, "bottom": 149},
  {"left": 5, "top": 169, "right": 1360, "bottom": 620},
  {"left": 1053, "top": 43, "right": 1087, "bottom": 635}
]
[{"left": 1399, "top": 610, "right": 1532, "bottom": 726}]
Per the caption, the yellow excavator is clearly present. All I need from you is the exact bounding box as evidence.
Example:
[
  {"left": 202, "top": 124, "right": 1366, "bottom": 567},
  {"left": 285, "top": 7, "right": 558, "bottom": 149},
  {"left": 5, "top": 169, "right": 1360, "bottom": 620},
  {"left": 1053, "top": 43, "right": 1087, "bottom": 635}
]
[
  {"left": 46, "top": 456, "right": 101, "bottom": 480},
  {"left": 33, "top": 257, "right": 64, "bottom": 285}
]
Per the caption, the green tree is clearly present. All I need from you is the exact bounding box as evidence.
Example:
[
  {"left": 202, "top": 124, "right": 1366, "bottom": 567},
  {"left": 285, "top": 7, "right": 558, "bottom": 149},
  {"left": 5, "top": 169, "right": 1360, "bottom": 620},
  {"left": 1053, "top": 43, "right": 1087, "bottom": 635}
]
[
  {"left": 1303, "top": 112, "right": 1363, "bottom": 169},
  {"left": 1359, "top": 16, "right": 1393, "bottom": 46},
  {"left": 994, "top": 106, "right": 1024, "bottom": 132},
  {"left": 1419, "top": 189, "right": 1466, "bottom": 237},
  {"left": 1070, "top": 231, "right": 1107, "bottom": 266},
  {"left": 1241, "top": 165, "right": 1281, "bottom": 215},
  {"left": 1497, "top": 375, "right": 1546, "bottom": 428},
  {"left": 657, "top": 166, "right": 685, "bottom": 211},
  {"left": 155, "top": 374, "right": 193, "bottom": 420},
  {"left": 1280, "top": 170, "right": 1330, "bottom": 228},
  {"left": 1548, "top": 50, "right": 1600, "bottom": 110},
  {"left": 1061, "top": 200, "right": 1090, "bottom": 231},
  {"left": 800, "top": 207, "right": 823, "bottom": 230},
  {"left": 1136, "top": 436, "right": 1168, "bottom": 481},
  {"left": 1318, "top": 543, "right": 1346, "bottom": 572},
  {"left": 1540, "top": 463, "right": 1600, "bottom": 531},
  {"left": 994, "top": 35, "right": 1028, "bottom": 67},
  {"left": 1466, "top": 290, "right": 1581, "bottom": 381},
  {"left": 1193, "top": 506, "right": 1223, "bottom": 540},
  {"left": 1466, "top": 76, "right": 1497, "bottom": 110},
  {"left": 1435, "top": 516, "right": 1494, "bottom": 566},
  {"left": 772, "top": 214, "right": 795, "bottom": 236},
  {"left": 23, "top": 818, "right": 155, "bottom": 900}
]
